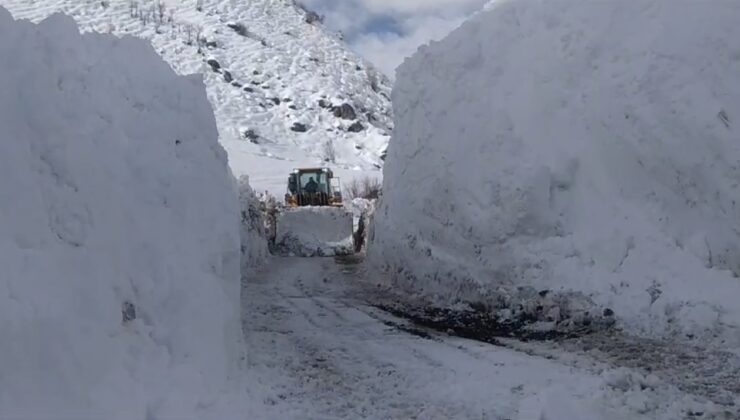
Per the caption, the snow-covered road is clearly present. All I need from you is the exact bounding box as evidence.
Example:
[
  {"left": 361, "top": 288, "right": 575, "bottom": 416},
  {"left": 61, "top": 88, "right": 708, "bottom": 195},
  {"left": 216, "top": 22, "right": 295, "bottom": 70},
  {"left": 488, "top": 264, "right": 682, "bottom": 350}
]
[{"left": 240, "top": 257, "right": 656, "bottom": 419}]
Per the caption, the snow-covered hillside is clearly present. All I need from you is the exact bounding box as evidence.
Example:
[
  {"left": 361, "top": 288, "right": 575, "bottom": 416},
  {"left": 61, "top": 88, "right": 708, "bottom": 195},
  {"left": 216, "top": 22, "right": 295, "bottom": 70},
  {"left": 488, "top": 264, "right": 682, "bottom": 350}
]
[
  {"left": 0, "top": 9, "right": 254, "bottom": 418},
  {"left": 371, "top": 0, "right": 740, "bottom": 348},
  {"left": 1, "top": 0, "right": 392, "bottom": 194}
]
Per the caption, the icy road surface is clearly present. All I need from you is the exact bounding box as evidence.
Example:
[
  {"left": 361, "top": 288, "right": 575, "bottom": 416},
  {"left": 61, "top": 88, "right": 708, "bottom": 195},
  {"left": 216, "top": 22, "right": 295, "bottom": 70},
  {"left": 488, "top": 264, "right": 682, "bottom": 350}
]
[{"left": 240, "top": 257, "right": 738, "bottom": 420}]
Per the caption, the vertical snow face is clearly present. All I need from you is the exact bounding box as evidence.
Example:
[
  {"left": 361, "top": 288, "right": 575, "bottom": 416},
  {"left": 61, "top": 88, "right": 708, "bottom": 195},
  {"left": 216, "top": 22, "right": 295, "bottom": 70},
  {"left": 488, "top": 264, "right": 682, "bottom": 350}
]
[
  {"left": 0, "top": 9, "right": 244, "bottom": 418},
  {"left": 371, "top": 0, "right": 740, "bottom": 345}
]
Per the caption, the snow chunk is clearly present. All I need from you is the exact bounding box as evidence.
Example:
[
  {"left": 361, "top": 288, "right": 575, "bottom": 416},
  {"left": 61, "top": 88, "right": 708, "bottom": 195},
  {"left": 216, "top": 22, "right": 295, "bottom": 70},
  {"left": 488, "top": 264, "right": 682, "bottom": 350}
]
[
  {"left": 0, "top": 10, "right": 247, "bottom": 418},
  {"left": 371, "top": 0, "right": 740, "bottom": 346}
]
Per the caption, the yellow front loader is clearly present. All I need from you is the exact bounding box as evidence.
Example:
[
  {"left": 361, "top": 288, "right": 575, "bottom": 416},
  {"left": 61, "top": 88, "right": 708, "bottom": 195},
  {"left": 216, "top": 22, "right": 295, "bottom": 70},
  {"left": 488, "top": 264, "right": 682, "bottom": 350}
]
[
  {"left": 284, "top": 167, "right": 344, "bottom": 208},
  {"left": 274, "top": 167, "right": 354, "bottom": 256}
]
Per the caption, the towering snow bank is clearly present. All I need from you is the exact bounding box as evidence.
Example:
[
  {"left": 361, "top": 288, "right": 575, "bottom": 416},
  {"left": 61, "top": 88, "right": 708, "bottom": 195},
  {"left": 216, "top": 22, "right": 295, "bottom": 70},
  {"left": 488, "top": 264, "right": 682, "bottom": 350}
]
[
  {"left": 0, "top": 9, "right": 246, "bottom": 418},
  {"left": 371, "top": 0, "right": 740, "bottom": 345}
]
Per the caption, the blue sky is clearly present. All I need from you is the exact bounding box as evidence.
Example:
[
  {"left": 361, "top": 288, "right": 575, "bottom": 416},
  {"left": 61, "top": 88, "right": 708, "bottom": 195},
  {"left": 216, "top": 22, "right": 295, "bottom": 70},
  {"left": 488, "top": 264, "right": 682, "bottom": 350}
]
[
  {"left": 363, "top": 15, "right": 403, "bottom": 37},
  {"left": 301, "top": 0, "right": 488, "bottom": 76}
]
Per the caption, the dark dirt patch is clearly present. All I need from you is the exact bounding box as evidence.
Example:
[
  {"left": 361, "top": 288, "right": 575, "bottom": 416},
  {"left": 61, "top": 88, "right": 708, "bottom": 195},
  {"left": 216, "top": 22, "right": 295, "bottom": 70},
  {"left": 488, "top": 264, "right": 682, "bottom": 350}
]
[
  {"left": 335, "top": 254, "right": 363, "bottom": 275},
  {"left": 335, "top": 254, "right": 363, "bottom": 266},
  {"left": 374, "top": 302, "right": 583, "bottom": 345}
]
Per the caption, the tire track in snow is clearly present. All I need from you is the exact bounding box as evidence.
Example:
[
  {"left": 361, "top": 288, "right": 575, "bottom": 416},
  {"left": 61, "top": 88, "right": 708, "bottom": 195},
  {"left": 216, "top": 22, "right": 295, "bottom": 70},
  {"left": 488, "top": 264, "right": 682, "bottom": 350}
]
[{"left": 244, "top": 256, "right": 738, "bottom": 419}]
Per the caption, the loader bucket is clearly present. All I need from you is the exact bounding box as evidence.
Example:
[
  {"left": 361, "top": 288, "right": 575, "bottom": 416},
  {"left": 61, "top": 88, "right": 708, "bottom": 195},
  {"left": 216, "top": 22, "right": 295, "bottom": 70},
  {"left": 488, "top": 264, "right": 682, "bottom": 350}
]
[{"left": 274, "top": 206, "right": 354, "bottom": 257}]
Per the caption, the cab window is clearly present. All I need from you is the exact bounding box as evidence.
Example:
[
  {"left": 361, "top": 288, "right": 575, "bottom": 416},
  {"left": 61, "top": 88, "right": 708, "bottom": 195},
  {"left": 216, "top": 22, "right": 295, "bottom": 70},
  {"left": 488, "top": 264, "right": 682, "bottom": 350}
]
[{"left": 299, "top": 172, "right": 327, "bottom": 193}]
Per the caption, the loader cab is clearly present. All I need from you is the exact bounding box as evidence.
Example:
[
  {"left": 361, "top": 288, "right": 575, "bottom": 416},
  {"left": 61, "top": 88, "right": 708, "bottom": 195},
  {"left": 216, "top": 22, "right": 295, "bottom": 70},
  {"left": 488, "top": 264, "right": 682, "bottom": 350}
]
[{"left": 286, "top": 167, "right": 343, "bottom": 207}]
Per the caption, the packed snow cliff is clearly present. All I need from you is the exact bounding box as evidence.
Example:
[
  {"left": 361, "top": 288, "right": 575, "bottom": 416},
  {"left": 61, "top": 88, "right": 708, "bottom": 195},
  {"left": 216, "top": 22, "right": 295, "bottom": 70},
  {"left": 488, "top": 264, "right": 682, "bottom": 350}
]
[
  {"left": 371, "top": 0, "right": 740, "bottom": 347},
  {"left": 0, "top": 9, "right": 254, "bottom": 418}
]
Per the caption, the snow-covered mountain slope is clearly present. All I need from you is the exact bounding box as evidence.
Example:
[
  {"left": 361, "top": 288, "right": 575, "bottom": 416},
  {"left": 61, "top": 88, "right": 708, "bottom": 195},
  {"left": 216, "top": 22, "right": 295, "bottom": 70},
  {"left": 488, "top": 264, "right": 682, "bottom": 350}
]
[
  {"left": 0, "top": 9, "right": 255, "bottom": 418},
  {"left": 371, "top": 0, "right": 740, "bottom": 348},
  {"left": 1, "top": 0, "right": 392, "bottom": 193}
]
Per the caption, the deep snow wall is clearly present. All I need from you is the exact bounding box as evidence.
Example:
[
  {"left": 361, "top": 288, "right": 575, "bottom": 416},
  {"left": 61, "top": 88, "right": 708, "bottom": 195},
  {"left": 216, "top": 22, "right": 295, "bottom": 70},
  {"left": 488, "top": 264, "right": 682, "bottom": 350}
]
[
  {"left": 0, "top": 9, "right": 246, "bottom": 418},
  {"left": 371, "top": 0, "right": 740, "bottom": 345}
]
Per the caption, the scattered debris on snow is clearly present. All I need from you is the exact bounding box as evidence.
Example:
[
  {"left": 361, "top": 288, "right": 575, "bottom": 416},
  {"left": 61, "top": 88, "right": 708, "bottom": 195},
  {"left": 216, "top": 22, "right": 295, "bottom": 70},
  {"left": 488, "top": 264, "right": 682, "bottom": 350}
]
[{"left": 239, "top": 175, "right": 270, "bottom": 273}]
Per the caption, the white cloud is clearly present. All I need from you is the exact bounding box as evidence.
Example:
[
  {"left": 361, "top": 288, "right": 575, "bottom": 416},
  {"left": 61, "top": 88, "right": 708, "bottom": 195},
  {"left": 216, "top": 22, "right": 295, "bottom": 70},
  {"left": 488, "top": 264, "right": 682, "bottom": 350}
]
[
  {"left": 353, "top": 15, "right": 468, "bottom": 76},
  {"left": 360, "top": 0, "right": 487, "bottom": 15},
  {"left": 301, "top": 0, "right": 488, "bottom": 77}
]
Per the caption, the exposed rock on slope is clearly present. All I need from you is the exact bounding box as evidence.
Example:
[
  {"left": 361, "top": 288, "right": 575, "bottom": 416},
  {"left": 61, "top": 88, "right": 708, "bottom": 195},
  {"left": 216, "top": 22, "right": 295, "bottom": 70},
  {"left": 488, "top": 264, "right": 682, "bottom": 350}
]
[{"left": 1, "top": 0, "right": 393, "bottom": 177}]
